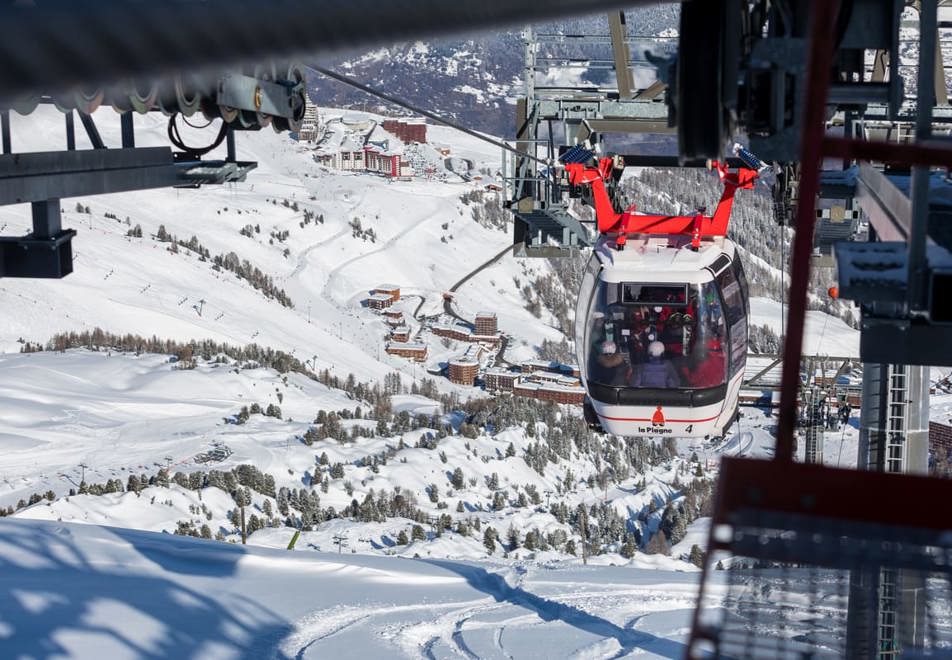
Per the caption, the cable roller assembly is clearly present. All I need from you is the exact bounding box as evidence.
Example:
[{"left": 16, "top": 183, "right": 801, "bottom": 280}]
[{"left": 8, "top": 62, "right": 307, "bottom": 135}]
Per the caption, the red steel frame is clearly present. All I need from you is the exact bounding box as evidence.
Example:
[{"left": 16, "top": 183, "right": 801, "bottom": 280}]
[
  {"left": 773, "top": 0, "right": 844, "bottom": 463},
  {"left": 776, "top": 2, "right": 952, "bottom": 461}
]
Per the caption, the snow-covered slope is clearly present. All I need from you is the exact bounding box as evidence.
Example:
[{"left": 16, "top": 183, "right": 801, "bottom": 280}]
[
  {"left": 0, "top": 106, "right": 557, "bottom": 376},
  {"left": 0, "top": 519, "right": 705, "bottom": 659}
]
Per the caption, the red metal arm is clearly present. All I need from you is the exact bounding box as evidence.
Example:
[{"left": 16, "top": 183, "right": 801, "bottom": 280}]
[{"left": 565, "top": 157, "right": 758, "bottom": 249}]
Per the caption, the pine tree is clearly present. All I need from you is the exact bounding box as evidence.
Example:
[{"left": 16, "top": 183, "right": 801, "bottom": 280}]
[
  {"left": 619, "top": 538, "right": 637, "bottom": 559},
  {"left": 155, "top": 468, "right": 170, "bottom": 488},
  {"left": 450, "top": 467, "right": 465, "bottom": 490},
  {"left": 689, "top": 544, "right": 705, "bottom": 568},
  {"left": 523, "top": 530, "right": 537, "bottom": 551},
  {"left": 397, "top": 529, "right": 409, "bottom": 545},
  {"left": 646, "top": 529, "right": 669, "bottom": 555},
  {"left": 411, "top": 524, "right": 426, "bottom": 541},
  {"left": 507, "top": 524, "right": 520, "bottom": 550},
  {"left": 483, "top": 527, "right": 496, "bottom": 554}
]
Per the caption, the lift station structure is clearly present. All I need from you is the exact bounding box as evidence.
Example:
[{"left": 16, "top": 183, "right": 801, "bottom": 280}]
[{"left": 3, "top": 0, "right": 952, "bottom": 656}]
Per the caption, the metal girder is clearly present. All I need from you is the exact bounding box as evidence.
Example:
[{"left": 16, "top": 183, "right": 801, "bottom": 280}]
[
  {"left": 0, "top": 148, "right": 256, "bottom": 205},
  {"left": 608, "top": 11, "right": 634, "bottom": 100},
  {"left": 743, "top": 356, "right": 783, "bottom": 389},
  {"left": 852, "top": 162, "right": 952, "bottom": 254},
  {"left": 0, "top": 148, "right": 176, "bottom": 204},
  {"left": 620, "top": 155, "right": 745, "bottom": 168},
  {"left": 534, "top": 99, "right": 669, "bottom": 121},
  {"left": 0, "top": 0, "right": 680, "bottom": 100},
  {"left": 1, "top": 111, "right": 9, "bottom": 154},
  {"left": 633, "top": 79, "right": 666, "bottom": 101},
  {"left": 584, "top": 118, "right": 674, "bottom": 134},
  {"left": 534, "top": 33, "right": 679, "bottom": 44},
  {"left": 859, "top": 318, "right": 952, "bottom": 366},
  {"left": 0, "top": 228, "right": 76, "bottom": 278},
  {"left": 854, "top": 163, "right": 913, "bottom": 242},
  {"left": 861, "top": 103, "right": 952, "bottom": 123},
  {"left": 713, "top": 456, "right": 952, "bottom": 539},
  {"left": 78, "top": 112, "right": 105, "bottom": 150}
]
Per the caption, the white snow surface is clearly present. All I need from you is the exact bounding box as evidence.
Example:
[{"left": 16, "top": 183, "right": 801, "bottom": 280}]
[
  {"left": 0, "top": 105, "right": 543, "bottom": 373},
  {"left": 0, "top": 519, "right": 709, "bottom": 659}
]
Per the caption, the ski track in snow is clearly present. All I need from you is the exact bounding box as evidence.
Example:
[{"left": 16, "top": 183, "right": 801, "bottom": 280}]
[{"left": 273, "top": 561, "right": 698, "bottom": 658}]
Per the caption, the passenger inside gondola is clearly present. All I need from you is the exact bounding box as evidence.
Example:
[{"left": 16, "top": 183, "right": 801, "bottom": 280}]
[
  {"left": 632, "top": 340, "right": 680, "bottom": 387},
  {"left": 589, "top": 314, "right": 629, "bottom": 386},
  {"left": 586, "top": 281, "right": 728, "bottom": 391}
]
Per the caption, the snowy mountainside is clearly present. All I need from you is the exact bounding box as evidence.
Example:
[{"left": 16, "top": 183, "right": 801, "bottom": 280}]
[
  {"left": 0, "top": 105, "right": 748, "bottom": 571},
  {"left": 0, "top": 106, "right": 559, "bottom": 372},
  {"left": 4, "top": 349, "right": 720, "bottom": 568},
  {"left": 308, "top": 7, "right": 680, "bottom": 137}
]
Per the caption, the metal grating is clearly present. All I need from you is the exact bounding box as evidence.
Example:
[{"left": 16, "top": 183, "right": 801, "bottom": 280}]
[
  {"left": 688, "top": 458, "right": 952, "bottom": 659},
  {"left": 693, "top": 510, "right": 952, "bottom": 658}
]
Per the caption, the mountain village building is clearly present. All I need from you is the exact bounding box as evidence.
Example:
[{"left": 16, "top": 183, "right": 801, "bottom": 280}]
[
  {"left": 432, "top": 322, "right": 502, "bottom": 346},
  {"left": 296, "top": 101, "right": 322, "bottom": 142},
  {"left": 484, "top": 368, "right": 518, "bottom": 392},
  {"left": 382, "top": 118, "right": 427, "bottom": 144},
  {"left": 367, "top": 293, "right": 394, "bottom": 310},
  {"left": 373, "top": 284, "right": 401, "bottom": 301},
  {"left": 449, "top": 357, "right": 480, "bottom": 386},
  {"left": 314, "top": 115, "right": 424, "bottom": 179},
  {"left": 386, "top": 342, "right": 427, "bottom": 361},
  {"left": 475, "top": 311, "right": 497, "bottom": 336}
]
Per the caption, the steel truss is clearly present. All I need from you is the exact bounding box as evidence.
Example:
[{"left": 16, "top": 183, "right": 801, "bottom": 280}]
[
  {"left": 689, "top": 1, "right": 952, "bottom": 657},
  {"left": 505, "top": 18, "right": 676, "bottom": 257}
]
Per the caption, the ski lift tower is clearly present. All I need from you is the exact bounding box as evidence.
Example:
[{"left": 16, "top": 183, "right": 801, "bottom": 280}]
[
  {"left": 506, "top": 13, "right": 675, "bottom": 257},
  {"left": 683, "top": 1, "right": 952, "bottom": 657}
]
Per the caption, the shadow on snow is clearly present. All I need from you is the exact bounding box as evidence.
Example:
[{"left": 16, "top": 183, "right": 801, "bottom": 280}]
[
  {"left": 0, "top": 520, "right": 294, "bottom": 659},
  {"left": 423, "top": 559, "right": 687, "bottom": 659}
]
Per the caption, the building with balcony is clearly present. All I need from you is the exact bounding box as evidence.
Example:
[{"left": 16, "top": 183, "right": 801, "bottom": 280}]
[
  {"left": 449, "top": 357, "right": 480, "bottom": 386},
  {"left": 382, "top": 118, "right": 427, "bottom": 144},
  {"left": 475, "top": 312, "right": 497, "bottom": 336},
  {"left": 484, "top": 368, "right": 518, "bottom": 392},
  {"left": 373, "top": 284, "right": 401, "bottom": 302},
  {"left": 386, "top": 342, "right": 427, "bottom": 361},
  {"left": 367, "top": 293, "right": 394, "bottom": 310}
]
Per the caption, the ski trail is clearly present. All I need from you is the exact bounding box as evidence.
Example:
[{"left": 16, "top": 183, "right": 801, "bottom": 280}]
[
  {"left": 279, "top": 598, "right": 493, "bottom": 659},
  {"left": 449, "top": 613, "right": 480, "bottom": 659},
  {"left": 323, "top": 209, "right": 434, "bottom": 302},
  {"left": 277, "top": 606, "right": 371, "bottom": 660}
]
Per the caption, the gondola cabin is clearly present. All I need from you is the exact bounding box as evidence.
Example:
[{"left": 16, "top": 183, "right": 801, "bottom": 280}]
[
  {"left": 576, "top": 234, "right": 749, "bottom": 438},
  {"left": 566, "top": 156, "right": 758, "bottom": 439}
]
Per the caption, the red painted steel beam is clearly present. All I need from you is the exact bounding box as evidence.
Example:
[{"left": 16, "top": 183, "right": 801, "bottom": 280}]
[
  {"left": 823, "top": 136, "right": 952, "bottom": 168},
  {"left": 714, "top": 456, "right": 952, "bottom": 531},
  {"left": 775, "top": 0, "right": 842, "bottom": 463}
]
